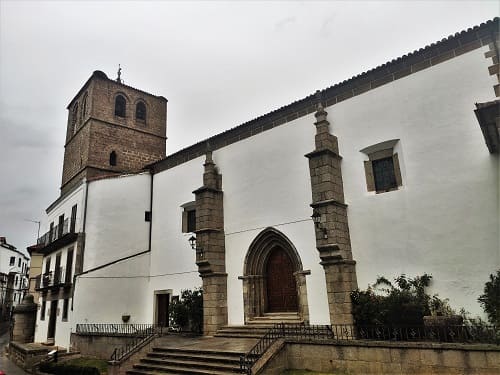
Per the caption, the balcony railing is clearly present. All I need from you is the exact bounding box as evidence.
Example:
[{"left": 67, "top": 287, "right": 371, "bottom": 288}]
[
  {"left": 35, "top": 267, "right": 71, "bottom": 290},
  {"left": 37, "top": 218, "right": 71, "bottom": 247}
]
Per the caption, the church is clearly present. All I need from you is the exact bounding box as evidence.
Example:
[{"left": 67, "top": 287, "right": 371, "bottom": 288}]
[{"left": 33, "top": 18, "right": 499, "bottom": 350}]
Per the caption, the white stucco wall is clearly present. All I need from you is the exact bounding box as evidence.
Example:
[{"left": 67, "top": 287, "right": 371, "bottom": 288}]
[
  {"left": 330, "top": 46, "right": 499, "bottom": 316},
  {"left": 215, "top": 117, "right": 330, "bottom": 325},
  {"left": 147, "top": 158, "right": 203, "bottom": 323},
  {"left": 71, "top": 253, "right": 150, "bottom": 326},
  {"left": 44, "top": 182, "right": 86, "bottom": 235},
  {"left": 84, "top": 173, "right": 151, "bottom": 270}
]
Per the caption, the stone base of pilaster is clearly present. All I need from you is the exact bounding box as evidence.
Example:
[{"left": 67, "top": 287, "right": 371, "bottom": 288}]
[
  {"left": 322, "top": 260, "right": 357, "bottom": 325},
  {"left": 202, "top": 272, "right": 228, "bottom": 336}
]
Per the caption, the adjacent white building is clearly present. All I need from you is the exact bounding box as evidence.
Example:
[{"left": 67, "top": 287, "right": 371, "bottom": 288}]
[
  {"left": 0, "top": 237, "right": 30, "bottom": 318},
  {"left": 33, "top": 19, "right": 499, "bottom": 349}
]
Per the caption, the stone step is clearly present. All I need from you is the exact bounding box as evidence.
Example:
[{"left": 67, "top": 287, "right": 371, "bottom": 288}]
[
  {"left": 131, "top": 362, "right": 241, "bottom": 375},
  {"left": 214, "top": 332, "right": 265, "bottom": 339},
  {"left": 141, "top": 357, "right": 240, "bottom": 371},
  {"left": 147, "top": 351, "right": 242, "bottom": 364},
  {"left": 152, "top": 347, "right": 245, "bottom": 358}
]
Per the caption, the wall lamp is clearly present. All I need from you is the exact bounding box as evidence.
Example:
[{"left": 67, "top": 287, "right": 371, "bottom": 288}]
[
  {"left": 311, "top": 209, "right": 328, "bottom": 239},
  {"left": 188, "top": 235, "right": 204, "bottom": 258}
]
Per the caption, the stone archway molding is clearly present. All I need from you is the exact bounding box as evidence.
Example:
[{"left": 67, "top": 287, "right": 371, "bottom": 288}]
[{"left": 240, "top": 227, "right": 310, "bottom": 323}]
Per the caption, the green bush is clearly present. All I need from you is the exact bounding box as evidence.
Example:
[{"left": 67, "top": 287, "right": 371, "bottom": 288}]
[
  {"left": 39, "top": 362, "right": 100, "bottom": 375},
  {"left": 478, "top": 270, "right": 500, "bottom": 326},
  {"left": 350, "top": 273, "right": 453, "bottom": 326},
  {"left": 169, "top": 288, "right": 203, "bottom": 333}
]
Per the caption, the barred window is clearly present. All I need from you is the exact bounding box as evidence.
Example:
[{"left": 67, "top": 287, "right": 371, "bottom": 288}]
[
  {"left": 361, "top": 139, "right": 403, "bottom": 194},
  {"left": 373, "top": 157, "right": 397, "bottom": 192}
]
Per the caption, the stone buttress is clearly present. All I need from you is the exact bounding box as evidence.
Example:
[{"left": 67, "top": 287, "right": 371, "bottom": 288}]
[
  {"left": 305, "top": 103, "right": 358, "bottom": 325},
  {"left": 193, "top": 150, "right": 228, "bottom": 335}
]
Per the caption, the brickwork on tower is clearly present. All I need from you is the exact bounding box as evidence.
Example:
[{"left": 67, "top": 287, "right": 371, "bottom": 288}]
[
  {"left": 193, "top": 150, "right": 228, "bottom": 336},
  {"left": 305, "top": 103, "right": 358, "bottom": 325},
  {"left": 61, "top": 71, "right": 167, "bottom": 195}
]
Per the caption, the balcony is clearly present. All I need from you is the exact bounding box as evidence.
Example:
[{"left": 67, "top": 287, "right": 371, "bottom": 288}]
[
  {"left": 37, "top": 218, "right": 78, "bottom": 254},
  {"left": 35, "top": 267, "right": 72, "bottom": 291}
]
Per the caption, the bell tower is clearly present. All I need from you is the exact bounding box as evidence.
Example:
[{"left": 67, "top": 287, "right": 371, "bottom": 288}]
[{"left": 61, "top": 70, "right": 167, "bottom": 194}]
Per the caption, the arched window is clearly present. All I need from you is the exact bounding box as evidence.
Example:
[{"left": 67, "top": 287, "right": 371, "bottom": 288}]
[
  {"left": 114, "top": 95, "right": 126, "bottom": 117},
  {"left": 81, "top": 93, "right": 88, "bottom": 123},
  {"left": 109, "top": 151, "right": 117, "bottom": 166},
  {"left": 71, "top": 102, "right": 78, "bottom": 133},
  {"left": 136, "top": 102, "right": 146, "bottom": 121}
]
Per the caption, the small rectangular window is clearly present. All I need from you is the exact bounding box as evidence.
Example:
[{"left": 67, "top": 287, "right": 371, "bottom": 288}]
[
  {"left": 373, "top": 157, "right": 397, "bottom": 192},
  {"left": 181, "top": 202, "right": 197, "bottom": 233},
  {"left": 9, "top": 257, "right": 15, "bottom": 266},
  {"left": 187, "top": 209, "right": 196, "bottom": 233},
  {"left": 145, "top": 211, "right": 152, "bottom": 222},
  {"left": 18, "top": 258, "right": 21, "bottom": 267}
]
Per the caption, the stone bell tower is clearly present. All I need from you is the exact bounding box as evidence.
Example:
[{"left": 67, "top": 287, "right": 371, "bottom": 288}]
[{"left": 61, "top": 70, "right": 167, "bottom": 194}]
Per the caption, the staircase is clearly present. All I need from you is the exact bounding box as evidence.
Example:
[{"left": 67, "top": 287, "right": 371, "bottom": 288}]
[
  {"left": 126, "top": 346, "right": 247, "bottom": 375},
  {"left": 215, "top": 312, "right": 303, "bottom": 338},
  {"left": 125, "top": 314, "right": 301, "bottom": 375}
]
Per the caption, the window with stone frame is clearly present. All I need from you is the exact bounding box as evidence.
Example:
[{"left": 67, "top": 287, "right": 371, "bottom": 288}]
[
  {"left": 136, "top": 101, "right": 146, "bottom": 122},
  {"left": 361, "top": 139, "right": 402, "bottom": 194},
  {"left": 115, "top": 95, "right": 126, "bottom": 117},
  {"left": 181, "top": 202, "right": 196, "bottom": 233}
]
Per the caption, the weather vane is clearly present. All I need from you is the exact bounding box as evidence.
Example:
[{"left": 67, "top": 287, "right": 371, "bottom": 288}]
[{"left": 117, "top": 64, "right": 122, "bottom": 83}]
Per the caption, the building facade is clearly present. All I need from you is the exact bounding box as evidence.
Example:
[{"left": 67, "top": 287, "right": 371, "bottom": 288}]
[
  {"left": 34, "top": 19, "right": 499, "bottom": 349},
  {"left": 0, "top": 237, "right": 30, "bottom": 319}
]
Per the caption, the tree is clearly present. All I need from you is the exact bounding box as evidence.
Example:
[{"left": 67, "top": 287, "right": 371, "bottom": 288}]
[
  {"left": 478, "top": 270, "right": 500, "bottom": 326},
  {"left": 169, "top": 288, "right": 203, "bottom": 333},
  {"left": 351, "top": 273, "right": 451, "bottom": 326}
]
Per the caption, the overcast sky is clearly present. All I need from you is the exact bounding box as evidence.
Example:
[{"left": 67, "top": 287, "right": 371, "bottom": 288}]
[{"left": 0, "top": 0, "right": 498, "bottom": 254}]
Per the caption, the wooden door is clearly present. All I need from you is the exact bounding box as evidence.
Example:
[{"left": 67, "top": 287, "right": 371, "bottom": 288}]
[
  {"left": 156, "top": 294, "right": 169, "bottom": 326},
  {"left": 266, "top": 248, "right": 298, "bottom": 312},
  {"left": 47, "top": 300, "right": 58, "bottom": 340}
]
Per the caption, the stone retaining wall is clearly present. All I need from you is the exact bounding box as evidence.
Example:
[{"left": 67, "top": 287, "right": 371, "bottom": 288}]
[
  {"left": 70, "top": 333, "right": 139, "bottom": 359},
  {"left": 258, "top": 340, "right": 500, "bottom": 375}
]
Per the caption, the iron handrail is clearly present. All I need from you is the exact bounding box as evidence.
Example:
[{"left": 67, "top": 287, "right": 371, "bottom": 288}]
[
  {"left": 109, "top": 325, "right": 166, "bottom": 362},
  {"left": 75, "top": 323, "right": 158, "bottom": 336}
]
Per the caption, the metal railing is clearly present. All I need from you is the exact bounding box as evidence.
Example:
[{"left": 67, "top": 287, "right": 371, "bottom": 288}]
[
  {"left": 110, "top": 331, "right": 158, "bottom": 362},
  {"left": 75, "top": 324, "right": 169, "bottom": 363},
  {"left": 239, "top": 323, "right": 499, "bottom": 374},
  {"left": 75, "top": 323, "right": 161, "bottom": 336},
  {"left": 37, "top": 219, "right": 71, "bottom": 246},
  {"left": 37, "top": 268, "right": 68, "bottom": 289}
]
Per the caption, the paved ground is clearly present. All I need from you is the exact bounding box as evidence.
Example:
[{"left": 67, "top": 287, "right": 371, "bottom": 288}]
[
  {"left": 156, "top": 334, "right": 259, "bottom": 352},
  {"left": 0, "top": 332, "right": 29, "bottom": 375}
]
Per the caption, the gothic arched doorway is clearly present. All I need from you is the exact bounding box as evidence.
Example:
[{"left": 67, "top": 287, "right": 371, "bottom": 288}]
[{"left": 241, "top": 227, "right": 310, "bottom": 323}]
